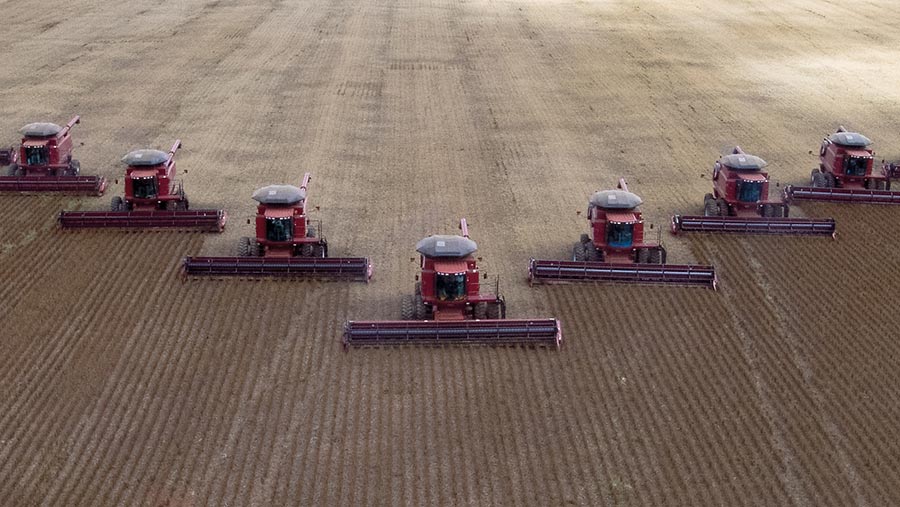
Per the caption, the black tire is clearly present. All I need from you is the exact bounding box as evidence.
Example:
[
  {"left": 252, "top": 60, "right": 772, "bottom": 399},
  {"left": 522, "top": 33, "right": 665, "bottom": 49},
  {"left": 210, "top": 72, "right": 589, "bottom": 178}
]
[
  {"left": 579, "top": 233, "right": 590, "bottom": 245},
  {"left": 810, "top": 169, "right": 822, "bottom": 186},
  {"left": 414, "top": 294, "right": 427, "bottom": 320},
  {"left": 584, "top": 246, "right": 600, "bottom": 262},
  {"left": 486, "top": 301, "right": 502, "bottom": 320},
  {"left": 110, "top": 196, "right": 123, "bottom": 212},
  {"left": 637, "top": 248, "right": 650, "bottom": 264},
  {"left": 572, "top": 243, "right": 586, "bottom": 262},
  {"left": 400, "top": 295, "right": 415, "bottom": 320},
  {"left": 6, "top": 164, "right": 17, "bottom": 176},
  {"left": 824, "top": 173, "right": 836, "bottom": 188},
  {"left": 704, "top": 201, "right": 718, "bottom": 217},
  {"left": 14, "top": 166, "right": 24, "bottom": 177},
  {"left": 648, "top": 248, "right": 663, "bottom": 265},
  {"left": 716, "top": 198, "right": 728, "bottom": 216},
  {"left": 474, "top": 302, "right": 487, "bottom": 320},
  {"left": 301, "top": 244, "right": 315, "bottom": 257},
  {"left": 238, "top": 237, "right": 255, "bottom": 257},
  {"left": 414, "top": 281, "right": 421, "bottom": 295}
]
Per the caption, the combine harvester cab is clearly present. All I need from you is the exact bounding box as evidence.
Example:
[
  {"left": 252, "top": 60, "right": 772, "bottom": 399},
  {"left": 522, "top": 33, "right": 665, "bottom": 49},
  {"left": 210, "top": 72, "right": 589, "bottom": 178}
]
[
  {"left": 183, "top": 172, "right": 371, "bottom": 281},
  {"left": 672, "top": 147, "right": 836, "bottom": 236},
  {"left": 0, "top": 115, "right": 107, "bottom": 195},
  {"left": 58, "top": 140, "right": 227, "bottom": 231},
  {"left": 784, "top": 127, "right": 900, "bottom": 205},
  {"left": 529, "top": 178, "right": 717, "bottom": 288},
  {"left": 344, "top": 219, "right": 562, "bottom": 348}
]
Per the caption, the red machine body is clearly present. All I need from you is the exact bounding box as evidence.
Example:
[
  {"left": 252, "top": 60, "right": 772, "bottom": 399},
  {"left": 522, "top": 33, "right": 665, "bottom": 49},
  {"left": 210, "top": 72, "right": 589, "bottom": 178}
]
[
  {"left": 343, "top": 219, "right": 561, "bottom": 348},
  {"left": 672, "top": 147, "right": 836, "bottom": 235},
  {"left": 707, "top": 147, "right": 788, "bottom": 218},
  {"left": 412, "top": 219, "right": 504, "bottom": 321},
  {"left": 0, "top": 115, "right": 107, "bottom": 195},
  {"left": 574, "top": 178, "right": 665, "bottom": 264},
  {"left": 117, "top": 140, "right": 187, "bottom": 211},
  {"left": 12, "top": 116, "right": 80, "bottom": 177},
  {"left": 243, "top": 172, "right": 327, "bottom": 258}
]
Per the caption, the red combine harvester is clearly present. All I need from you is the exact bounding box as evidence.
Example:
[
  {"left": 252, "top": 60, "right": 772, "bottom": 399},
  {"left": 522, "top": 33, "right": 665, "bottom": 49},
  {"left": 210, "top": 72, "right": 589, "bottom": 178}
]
[
  {"left": 183, "top": 172, "right": 371, "bottom": 281},
  {"left": 672, "top": 147, "right": 836, "bottom": 235},
  {"left": 58, "top": 140, "right": 227, "bottom": 231},
  {"left": 0, "top": 115, "right": 107, "bottom": 195},
  {"left": 344, "top": 219, "right": 562, "bottom": 348},
  {"left": 529, "top": 179, "right": 717, "bottom": 288},
  {"left": 784, "top": 127, "right": 900, "bottom": 204}
]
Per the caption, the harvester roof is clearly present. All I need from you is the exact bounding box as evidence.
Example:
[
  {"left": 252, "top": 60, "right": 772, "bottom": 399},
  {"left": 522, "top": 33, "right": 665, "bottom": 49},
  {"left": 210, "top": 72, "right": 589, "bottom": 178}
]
[
  {"left": 720, "top": 153, "right": 767, "bottom": 170},
  {"left": 252, "top": 184, "right": 307, "bottom": 205},
  {"left": 122, "top": 149, "right": 169, "bottom": 167},
  {"left": 415, "top": 235, "right": 478, "bottom": 258},
  {"left": 19, "top": 122, "right": 62, "bottom": 137},
  {"left": 828, "top": 131, "right": 871, "bottom": 147},
  {"left": 589, "top": 189, "right": 642, "bottom": 209}
]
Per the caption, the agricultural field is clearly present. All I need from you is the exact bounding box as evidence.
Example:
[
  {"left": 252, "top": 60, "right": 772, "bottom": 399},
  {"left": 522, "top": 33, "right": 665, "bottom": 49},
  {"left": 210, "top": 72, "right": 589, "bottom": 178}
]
[{"left": 2, "top": 0, "right": 900, "bottom": 505}]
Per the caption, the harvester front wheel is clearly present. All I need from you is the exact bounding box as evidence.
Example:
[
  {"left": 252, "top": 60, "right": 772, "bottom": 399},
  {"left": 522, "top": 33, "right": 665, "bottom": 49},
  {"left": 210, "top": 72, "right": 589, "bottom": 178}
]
[
  {"left": 824, "top": 172, "right": 836, "bottom": 188},
  {"left": 14, "top": 166, "right": 24, "bottom": 177},
  {"left": 6, "top": 164, "right": 17, "bottom": 176},
  {"left": 572, "top": 243, "right": 586, "bottom": 262},
  {"left": 400, "top": 295, "right": 415, "bottom": 320},
  {"left": 649, "top": 248, "right": 663, "bottom": 264},
  {"left": 474, "top": 302, "right": 488, "bottom": 320},
  {"left": 703, "top": 200, "right": 718, "bottom": 217},
  {"left": 584, "top": 246, "right": 601, "bottom": 262},
  {"left": 486, "top": 302, "right": 502, "bottom": 320},
  {"left": 238, "top": 237, "right": 255, "bottom": 257},
  {"left": 67, "top": 160, "right": 80, "bottom": 177},
  {"left": 414, "top": 294, "right": 428, "bottom": 320},
  {"left": 716, "top": 198, "right": 728, "bottom": 216},
  {"left": 110, "top": 196, "right": 123, "bottom": 212}
]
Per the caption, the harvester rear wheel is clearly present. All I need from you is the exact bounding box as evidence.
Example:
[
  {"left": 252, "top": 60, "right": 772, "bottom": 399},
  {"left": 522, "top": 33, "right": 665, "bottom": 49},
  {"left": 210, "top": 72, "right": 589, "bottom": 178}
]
[
  {"left": 400, "top": 295, "right": 415, "bottom": 320},
  {"left": 414, "top": 294, "right": 428, "bottom": 320},
  {"left": 110, "top": 196, "right": 123, "bottom": 212},
  {"left": 474, "top": 302, "right": 488, "bottom": 320},
  {"left": 486, "top": 302, "right": 502, "bottom": 320},
  {"left": 572, "top": 243, "right": 586, "bottom": 262}
]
